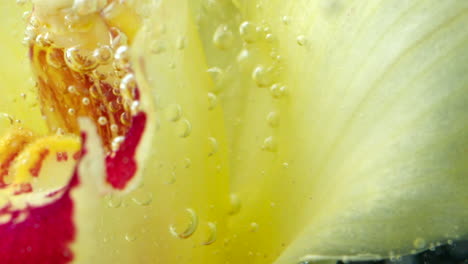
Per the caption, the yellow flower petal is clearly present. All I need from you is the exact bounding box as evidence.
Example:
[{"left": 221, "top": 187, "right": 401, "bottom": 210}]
[
  {"left": 0, "top": 1, "right": 47, "bottom": 134},
  {"left": 0, "top": 0, "right": 467, "bottom": 263},
  {"left": 133, "top": 0, "right": 468, "bottom": 263},
  {"left": 72, "top": 1, "right": 230, "bottom": 262}
]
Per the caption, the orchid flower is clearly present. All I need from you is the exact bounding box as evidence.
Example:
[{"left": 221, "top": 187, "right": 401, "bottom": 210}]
[{"left": 0, "top": 0, "right": 466, "bottom": 263}]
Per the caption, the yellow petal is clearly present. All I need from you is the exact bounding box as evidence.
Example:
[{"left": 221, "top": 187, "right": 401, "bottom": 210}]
[
  {"left": 0, "top": 1, "right": 47, "bottom": 134},
  {"left": 72, "top": 1, "right": 230, "bottom": 262},
  {"left": 1, "top": 0, "right": 467, "bottom": 263},
  {"left": 149, "top": 0, "right": 468, "bottom": 263},
  {"left": 206, "top": 0, "right": 468, "bottom": 263}
]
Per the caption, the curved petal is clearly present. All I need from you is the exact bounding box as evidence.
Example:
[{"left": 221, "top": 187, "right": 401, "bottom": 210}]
[
  {"left": 72, "top": 0, "right": 231, "bottom": 262},
  {"left": 176, "top": 0, "right": 468, "bottom": 263},
  {"left": 2, "top": 0, "right": 467, "bottom": 263},
  {"left": 195, "top": 0, "right": 468, "bottom": 263}
]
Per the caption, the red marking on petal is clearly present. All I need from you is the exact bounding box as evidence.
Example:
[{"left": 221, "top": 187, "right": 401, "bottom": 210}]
[
  {"left": 105, "top": 112, "right": 146, "bottom": 190},
  {"left": 0, "top": 152, "right": 20, "bottom": 187},
  {"left": 72, "top": 151, "right": 82, "bottom": 161},
  {"left": 46, "top": 188, "right": 66, "bottom": 198},
  {"left": 0, "top": 132, "right": 89, "bottom": 264},
  {"left": 1, "top": 153, "right": 19, "bottom": 177},
  {"left": 56, "top": 152, "right": 69, "bottom": 162},
  {"left": 30, "top": 149, "right": 50, "bottom": 177},
  {"left": 0, "top": 173, "right": 78, "bottom": 264},
  {"left": 13, "top": 183, "right": 33, "bottom": 196}
]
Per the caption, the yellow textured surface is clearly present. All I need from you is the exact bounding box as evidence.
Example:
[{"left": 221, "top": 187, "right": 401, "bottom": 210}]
[
  {"left": 0, "top": 1, "right": 47, "bottom": 134},
  {"left": 0, "top": 1, "right": 467, "bottom": 264}
]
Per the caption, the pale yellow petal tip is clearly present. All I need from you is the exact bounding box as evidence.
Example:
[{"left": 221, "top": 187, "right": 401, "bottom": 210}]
[
  {"left": 11, "top": 133, "right": 81, "bottom": 183},
  {"left": 0, "top": 126, "right": 80, "bottom": 188}
]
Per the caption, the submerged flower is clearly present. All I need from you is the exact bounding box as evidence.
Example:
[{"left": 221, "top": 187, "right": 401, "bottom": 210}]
[{"left": 0, "top": 0, "right": 467, "bottom": 263}]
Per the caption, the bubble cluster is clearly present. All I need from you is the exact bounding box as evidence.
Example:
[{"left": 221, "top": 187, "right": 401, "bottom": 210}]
[
  {"left": 270, "top": 83, "right": 288, "bottom": 98},
  {"left": 27, "top": 8, "right": 142, "bottom": 154},
  {"left": 213, "top": 24, "right": 234, "bottom": 50}
]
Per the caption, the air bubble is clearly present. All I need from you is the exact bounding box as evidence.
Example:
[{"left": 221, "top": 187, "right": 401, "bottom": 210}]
[
  {"left": 169, "top": 208, "right": 198, "bottom": 239},
  {"left": 202, "top": 222, "right": 217, "bottom": 246},
  {"left": 110, "top": 124, "right": 119, "bottom": 133},
  {"left": 237, "top": 49, "right": 253, "bottom": 70},
  {"left": 296, "top": 35, "right": 307, "bottom": 46},
  {"left": 266, "top": 112, "right": 279, "bottom": 127},
  {"left": 124, "top": 233, "right": 137, "bottom": 242},
  {"left": 120, "top": 73, "right": 137, "bottom": 97},
  {"left": 270, "top": 83, "right": 288, "bottom": 98},
  {"left": 46, "top": 48, "right": 64, "bottom": 68},
  {"left": 120, "top": 112, "right": 131, "bottom": 126},
  {"left": 165, "top": 104, "right": 182, "bottom": 122},
  {"left": 131, "top": 191, "right": 153, "bottom": 206},
  {"left": 107, "top": 194, "right": 122, "bottom": 208},
  {"left": 176, "top": 36, "right": 186, "bottom": 50},
  {"left": 413, "top": 238, "right": 426, "bottom": 249},
  {"left": 164, "top": 171, "right": 176, "bottom": 184},
  {"left": 35, "top": 33, "right": 52, "bottom": 47},
  {"left": 229, "top": 193, "right": 241, "bottom": 215},
  {"left": 281, "top": 16, "right": 291, "bottom": 25},
  {"left": 262, "top": 136, "right": 277, "bottom": 152},
  {"left": 82, "top": 97, "right": 90, "bottom": 105},
  {"left": 67, "top": 86, "right": 77, "bottom": 94},
  {"left": 252, "top": 65, "right": 274, "bottom": 87},
  {"left": 93, "top": 69, "right": 108, "bottom": 80},
  {"left": 65, "top": 46, "right": 98, "bottom": 72},
  {"left": 250, "top": 222, "right": 259, "bottom": 232},
  {"left": 109, "top": 101, "right": 120, "bottom": 112},
  {"left": 22, "top": 11, "right": 32, "bottom": 22},
  {"left": 176, "top": 119, "right": 192, "bottom": 138},
  {"left": 150, "top": 40, "right": 167, "bottom": 54},
  {"left": 89, "top": 84, "right": 100, "bottom": 98},
  {"left": 208, "top": 137, "right": 218, "bottom": 156},
  {"left": 208, "top": 93, "right": 218, "bottom": 110},
  {"left": 239, "top": 21, "right": 258, "bottom": 43},
  {"left": 207, "top": 67, "right": 224, "bottom": 90},
  {"left": 114, "top": 45, "right": 130, "bottom": 70},
  {"left": 68, "top": 108, "right": 76, "bottom": 116},
  {"left": 213, "top": 24, "right": 234, "bottom": 50},
  {"left": 16, "top": 0, "right": 28, "bottom": 6},
  {"left": 183, "top": 158, "right": 191, "bottom": 168},
  {"left": 94, "top": 45, "right": 113, "bottom": 65},
  {"left": 23, "top": 26, "right": 37, "bottom": 45},
  {"left": 73, "top": 0, "right": 106, "bottom": 16},
  {"left": 98, "top": 116, "right": 108, "bottom": 126}
]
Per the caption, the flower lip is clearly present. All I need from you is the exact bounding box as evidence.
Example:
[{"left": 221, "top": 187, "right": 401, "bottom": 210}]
[
  {"left": 0, "top": 2, "right": 148, "bottom": 261},
  {"left": 0, "top": 0, "right": 147, "bottom": 221}
]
